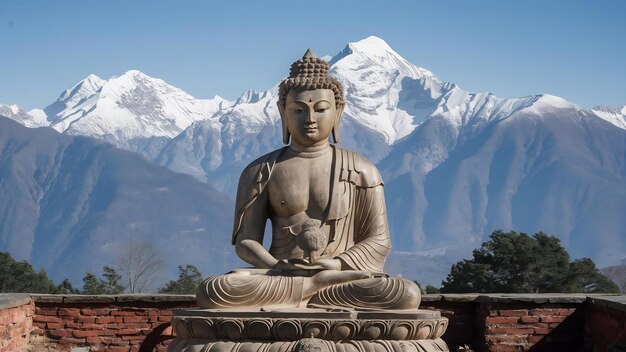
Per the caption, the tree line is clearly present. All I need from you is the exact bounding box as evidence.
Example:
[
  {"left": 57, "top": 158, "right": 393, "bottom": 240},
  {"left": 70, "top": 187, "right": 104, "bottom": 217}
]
[
  {"left": 0, "top": 251, "right": 204, "bottom": 294},
  {"left": 0, "top": 238, "right": 204, "bottom": 294},
  {"left": 1, "top": 231, "right": 621, "bottom": 294}
]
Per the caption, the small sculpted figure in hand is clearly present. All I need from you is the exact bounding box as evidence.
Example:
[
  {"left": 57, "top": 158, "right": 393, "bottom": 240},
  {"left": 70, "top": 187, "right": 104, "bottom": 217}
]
[
  {"left": 197, "top": 49, "right": 421, "bottom": 311},
  {"left": 296, "top": 219, "right": 327, "bottom": 264}
]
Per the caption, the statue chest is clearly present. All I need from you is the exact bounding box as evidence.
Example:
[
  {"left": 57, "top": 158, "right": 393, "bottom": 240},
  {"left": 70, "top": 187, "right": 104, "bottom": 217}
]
[{"left": 267, "top": 154, "right": 333, "bottom": 218}]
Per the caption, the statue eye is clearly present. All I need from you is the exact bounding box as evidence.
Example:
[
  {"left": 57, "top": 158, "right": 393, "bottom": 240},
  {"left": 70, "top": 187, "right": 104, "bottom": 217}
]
[
  {"left": 294, "top": 108, "right": 305, "bottom": 114},
  {"left": 315, "top": 107, "right": 328, "bottom": 113}
]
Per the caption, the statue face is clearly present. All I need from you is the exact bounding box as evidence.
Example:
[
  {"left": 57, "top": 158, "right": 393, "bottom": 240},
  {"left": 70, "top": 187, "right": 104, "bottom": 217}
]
[{"left": 284, "top": 88, "right": 337, "bottom": 148}]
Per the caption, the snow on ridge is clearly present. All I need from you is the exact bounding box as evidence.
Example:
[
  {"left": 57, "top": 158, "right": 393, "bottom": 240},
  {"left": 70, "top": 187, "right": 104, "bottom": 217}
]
[
  {"left": 0, "top": 103, "right": 49, "bottom": 128},
  {"left": 592, "top": 104, "right": 626, "bottom": 130},
  {"left": 39, "top": 69, "right": 236, "bottom": 143}
]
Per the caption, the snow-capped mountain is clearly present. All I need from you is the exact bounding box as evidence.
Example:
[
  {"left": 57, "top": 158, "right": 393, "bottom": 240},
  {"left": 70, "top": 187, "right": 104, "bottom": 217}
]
[
  {"left": 0, "top": 117, "right": 238, "bottom": 285},
  {"left": 0, "top": 103, "right": 47, "bottom": 128},
  {"left": 592, "top": 105, "right": 626, "bottom": 130},
  {"left": 3, "top": 36, "right": 626, "bottom": 284},
  {"left": 154, "top": 36, "right": 446, "bottom": 194},
  {"left": 379, "top": 94, "right": 626, "bottom": 283},
  {"left": 27, "top": 70, "right": 233, "bottom": 157}
]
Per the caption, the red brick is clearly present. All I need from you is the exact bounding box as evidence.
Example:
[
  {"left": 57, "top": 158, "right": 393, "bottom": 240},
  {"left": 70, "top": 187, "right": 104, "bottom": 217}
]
[
  {"left": 109, "top": 337, "right": 131, "bottom": 346},
  {"left": 46, "top": 322, "right": 64, "bottom": 329},
  {"left": 530, "top": 308, "right": 574, "bottom": 316},
  {"left": 499, "top": 309, "right": 529, "bottom": 317},
  {"left": 520, "top": 316, "right": 540, "bottom": 323},
  {"left": 48, "top": 329, "right": 71, "bottom": 338},
  {"left": 95, "top": 308, "right": 111, "bottom": 315},
  {"left": 34, "top": 315, "right": 63, "bottom": 324},
  {"left": 76, "top": 316, "right": 96, "bottom": 323},
  {"left": 529, "top": 335, "right": 544, "bottom": 344},
  {"left": 106, "top": 347, "right": 130, "bottom": 352},
  {"left": 111, "top": 311, "right": 136, "bottom": 316},
  {"left": 539, "top": 315, "right": 566, "bottom": 323},
  {"left": 97, "top": 329, "right": 118, "bottom": 336},
  {"left": 534, "top": 327, "right": 551, "bottom": 335},
  {"left": 81, "top": 323, "right": 104, "bottom": 329},
  {"left": 485, "top": 316, "right": 519, "bottom": 324},
  {"left": 96, "top": 316, "right": 116, "bottom": 324},
  {"left": 58, "top": 308, "right": 81, "bottom": 317},
  {"left": 118, "top": 328, "right": 141, "bottom": 335},
  {"left": 81, "top": 308, "right": 95, "bottom": 316},
  {"left": 123, "top": 316, "right": 148, "bottom": 323},
  {"left": 86, "top": 336, "right": 104, "bottom": 344},
  {"left": 35, "top": 307, "right": 58, "bottom": 315},
  {"left": 73, "top": 329, "right": 102, "bottom": 338}
]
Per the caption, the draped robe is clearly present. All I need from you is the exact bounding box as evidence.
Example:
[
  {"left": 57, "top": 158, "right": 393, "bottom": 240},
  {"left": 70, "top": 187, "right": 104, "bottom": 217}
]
[{"left": 197, "top": 146, "right": 420, "bottom": 310}]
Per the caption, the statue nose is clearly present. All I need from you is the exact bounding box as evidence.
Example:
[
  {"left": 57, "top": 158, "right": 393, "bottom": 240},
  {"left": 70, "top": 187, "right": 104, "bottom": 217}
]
[{"left": 305, "top": 109, "right": 316, "bottom": 124}]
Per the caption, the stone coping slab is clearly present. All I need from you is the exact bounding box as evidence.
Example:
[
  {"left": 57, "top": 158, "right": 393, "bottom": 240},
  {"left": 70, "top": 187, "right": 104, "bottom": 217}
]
[
  {"left": 22, "top": 293, "right": 626, "bottom": 310},
  {"left": 0, "top": 293, "right": 32, "bottom": 310},
  {"left": 586, "top": 295, "right": 626, "bottom": 313},
  {"left": 30, "top": 293, "right": 195, "bottom": 304},
  {"left": 474, "top": 293, "right": 588, "bottom": 304}
]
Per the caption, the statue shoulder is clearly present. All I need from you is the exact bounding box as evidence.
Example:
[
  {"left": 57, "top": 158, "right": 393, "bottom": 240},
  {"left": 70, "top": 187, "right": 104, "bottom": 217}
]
[
  {"left": 238, "top": 147, "right": 286, "bottom": 185},
  {"left": 334, "top": 146, "right": 383, "bottom": 187}
]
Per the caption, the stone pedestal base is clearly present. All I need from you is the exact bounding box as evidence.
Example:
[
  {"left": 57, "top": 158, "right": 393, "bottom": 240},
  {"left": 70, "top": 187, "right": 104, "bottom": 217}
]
[{"left": 169, "top": 309, "right": 449, "bottom": 352}]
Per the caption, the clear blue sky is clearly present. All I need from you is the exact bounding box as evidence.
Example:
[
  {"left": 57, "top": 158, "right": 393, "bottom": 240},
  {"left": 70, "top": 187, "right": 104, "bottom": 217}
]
[{"left": 1, "top": 0, "right": 625, "bottom": 110}]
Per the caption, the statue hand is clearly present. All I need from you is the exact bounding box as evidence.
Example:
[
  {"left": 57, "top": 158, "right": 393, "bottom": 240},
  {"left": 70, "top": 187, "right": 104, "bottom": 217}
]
[
  {"left": 272, "top": 259, "right": 300, "bottom": 271},
  {"left": 312, "top": 258, "right": 342, "bottom": 271}
]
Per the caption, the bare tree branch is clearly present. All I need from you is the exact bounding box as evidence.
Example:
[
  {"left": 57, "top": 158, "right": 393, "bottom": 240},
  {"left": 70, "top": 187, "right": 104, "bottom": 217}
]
[{"left": 116, "top": 238, "right": 164, "bottom": 293}]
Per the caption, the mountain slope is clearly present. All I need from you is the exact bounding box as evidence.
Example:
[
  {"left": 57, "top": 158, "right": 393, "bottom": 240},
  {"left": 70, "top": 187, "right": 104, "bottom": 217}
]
[
  {"left": 36, "top": 71, "right": 234, "bottom": 159},
  {"left": 0, "top": 117, "right": 238, "bottom": 286},
  {"left": 381, "top": 95, "right": 626, "bottom": 282}
]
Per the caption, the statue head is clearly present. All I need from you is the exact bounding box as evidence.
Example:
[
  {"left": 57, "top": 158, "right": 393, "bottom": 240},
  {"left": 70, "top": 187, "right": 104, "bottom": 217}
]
[{"left": 277, "top": 49, "right": 345, "bottom": 145}]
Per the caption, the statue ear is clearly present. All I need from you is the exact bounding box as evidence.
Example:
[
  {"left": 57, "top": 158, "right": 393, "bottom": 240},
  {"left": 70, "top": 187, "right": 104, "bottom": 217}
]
[
  {"left": 331, "top": 104, "right": 344, "bottom": 144},
  {"left": 277, "top": 102, "right": 290, "bottom": 145}
]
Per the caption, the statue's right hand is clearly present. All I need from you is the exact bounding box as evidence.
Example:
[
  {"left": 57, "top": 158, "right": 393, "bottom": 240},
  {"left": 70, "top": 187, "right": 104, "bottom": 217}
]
[{"left": 272, "top": 259, "right": 300, "bottom": 271}]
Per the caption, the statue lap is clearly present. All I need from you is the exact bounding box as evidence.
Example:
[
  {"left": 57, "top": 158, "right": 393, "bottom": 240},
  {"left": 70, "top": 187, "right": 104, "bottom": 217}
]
[{"left": 197, "top": 270, "right": 421, "bottom": 310}]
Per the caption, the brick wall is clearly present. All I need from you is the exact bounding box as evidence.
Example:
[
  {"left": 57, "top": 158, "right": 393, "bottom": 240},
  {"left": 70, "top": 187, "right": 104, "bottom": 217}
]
[
  {"left": 30, "top": 294, "right": 195, "bottom": 352},
  {"left": 586, "top": 296, "right": 626, "bottom": 352},
  {"left": 0, "top": 294, "right": 34, "bottom": 352},
  {"left": 476, "top": 296, "right": 587, "bottom": 351},
  {"left": 421, "top": 295, "right": 479, "bottom": 347},
  {"left": 2, "top": 293, "right": 623, "bottom": 352}
]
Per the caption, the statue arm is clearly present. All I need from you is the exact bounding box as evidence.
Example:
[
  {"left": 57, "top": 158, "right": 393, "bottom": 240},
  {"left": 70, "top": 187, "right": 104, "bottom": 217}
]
[
  {"left": 336, "top": 184, "right": 391, "bottom": 272},
  {"left": 232, "top": 162, "right": 279, "bottom": 269}
]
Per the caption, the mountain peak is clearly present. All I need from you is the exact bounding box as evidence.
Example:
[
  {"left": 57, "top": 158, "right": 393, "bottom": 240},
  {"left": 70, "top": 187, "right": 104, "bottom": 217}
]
[
  {"left": 348, "top": 36, "right": 395, "bottom": 55},
  {"left": 330, "top": 36, "right": 435, "bottom": 81},
  {"left": 123, "top": 69, "right": 146, "bottom": 77}
]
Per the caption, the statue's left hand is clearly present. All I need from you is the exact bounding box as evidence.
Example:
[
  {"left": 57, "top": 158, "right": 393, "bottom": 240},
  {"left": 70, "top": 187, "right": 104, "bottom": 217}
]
[{"left": 312, "top": 258, "right": 342, "bottom": 271}]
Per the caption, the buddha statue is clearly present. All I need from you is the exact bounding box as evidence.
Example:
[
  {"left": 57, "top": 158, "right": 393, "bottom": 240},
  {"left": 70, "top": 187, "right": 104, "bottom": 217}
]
[{"left": 196, "top": 49, "right": 421, "bottom": 311}]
